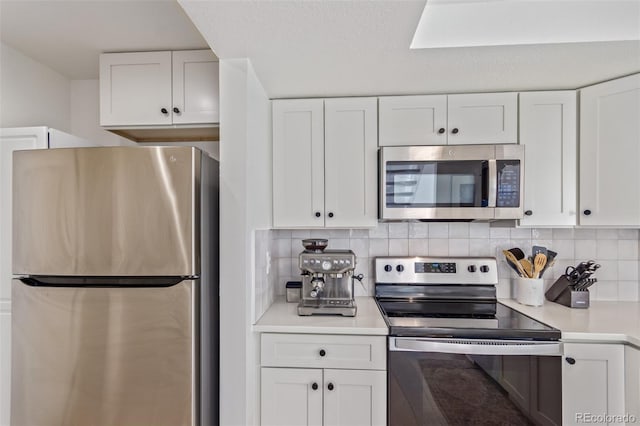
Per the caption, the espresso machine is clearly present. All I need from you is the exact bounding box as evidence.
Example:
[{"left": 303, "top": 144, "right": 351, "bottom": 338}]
[{"left": 297, "top": 239, "right": 358, "bottom": 316}]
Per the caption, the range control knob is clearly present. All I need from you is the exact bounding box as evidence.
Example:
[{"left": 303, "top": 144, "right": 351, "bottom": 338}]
[
  {"left": 467, "top": 265, "right": 477, "bottom": 273},
  {"left": 396, "top": 265, "right": 404, "bottom": 272},
  {"left": 480, "top": 265, "right": 490, "bottom": 273},
  {"left": 322, "top": 261, "right": 332, "bottom": 271},
  {"left": 384, "top": 265, "right": 393, "bottom": 272}
]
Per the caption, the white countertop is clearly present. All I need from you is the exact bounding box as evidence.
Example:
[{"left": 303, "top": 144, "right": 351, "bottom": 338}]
[
  {"left": 499, "top": 298, "right": 640, "bottom": 348},
  {"left": 254, "top": 296, "right": 388, "bottom": 336}
]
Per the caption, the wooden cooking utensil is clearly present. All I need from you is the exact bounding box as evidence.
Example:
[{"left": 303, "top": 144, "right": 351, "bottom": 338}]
[
  {"left": 533, "top": 253, "right": 547, "bottom": 279},
  {"left": 520, "top": 258, "right": 534, "bottom": 278},
  {"left": 503, "top": 250, "right": 528, "bottom": 278}
]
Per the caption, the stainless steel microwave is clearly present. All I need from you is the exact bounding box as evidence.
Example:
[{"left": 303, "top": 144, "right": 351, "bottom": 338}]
[{"left": 380, "top": 144, "right": 524, "bottom": 220}]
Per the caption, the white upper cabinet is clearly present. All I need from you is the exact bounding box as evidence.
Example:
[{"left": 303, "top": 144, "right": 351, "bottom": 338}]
[
  {"left": 273, "top": 99, "right": 325, "bottom": 228},
  {"left": 378, "top": 95, "right": 447, "bottom": 146},
  {"left": 324, "top": 98, "right": 378, "bottom": 228},
  {"left": 100, "top": 50, "right": 218, "bottom": 127},
  {"left": 172, "top": 50, "right": 220, "bottom": 124},
  {"left": 379, "top": 92, "right": 517, "bottom": 146},
  {"left": 579, "top": 73, "right": 640, "bottom": 227},
  {"left": 448, "top": 93, "right": 518, "bottom": 145},
  {"left": 519, "top": 91, "right": 577, "bottom": 227},
  {"left": 273, "top": 98, "right": 377, "bottom": 228}
]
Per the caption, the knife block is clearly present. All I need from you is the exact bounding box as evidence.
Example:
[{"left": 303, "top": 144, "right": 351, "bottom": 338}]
[{"left": 545, "top": 276, "right": 590, "bottom": 309}]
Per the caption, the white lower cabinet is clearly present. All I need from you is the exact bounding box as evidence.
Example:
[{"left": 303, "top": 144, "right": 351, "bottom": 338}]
[
  {"left": 626, "top": 346, "right": 640, "bottom": 422},
  {"left": 260, "top": 333, "right": 387, "bottom": 426},
  {"left": 563, "top": 343, "right": 626, "bottom": 426}
]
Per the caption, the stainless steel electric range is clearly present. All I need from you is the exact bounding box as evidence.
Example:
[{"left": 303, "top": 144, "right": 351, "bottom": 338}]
[{"left": 375, "top": 256, "right": 562, "bottom": 426}]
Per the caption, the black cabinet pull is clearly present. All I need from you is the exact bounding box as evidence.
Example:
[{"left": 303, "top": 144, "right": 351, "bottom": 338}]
[
  {"left": 524, "top": 210, "right": 533, "bottom": 216},
  {"left": 173, "top": 107, "right": 181, "bottom": 114},
  {"left": 319, "top": 349, "right": 326, "bottom": 357},
  {"left": 327, "top": 383, "right": 334, "bottom": 391},
  {"left": 451, "top": 128, "right": 459, "bottom": 134},
  {"left": 583, "top": 210, "right": 592, "bottom": 216},
  {"left": 565, "top": 357, "right": 576, "bottom": 365},
  {"left": 311, "top": 383, "right": 318, "bottom": 390},
  {"left": 315, "top": 212, "right": 321, "bottom": 218},
  {"left": 438, "top": 128, "right": 445, "bottom": 134},
  {"left": 160, "top": 108, "right": 168, "bottom": 114},
  {"left": 328, "top": 212, "right": 334, "bottom": 218}
]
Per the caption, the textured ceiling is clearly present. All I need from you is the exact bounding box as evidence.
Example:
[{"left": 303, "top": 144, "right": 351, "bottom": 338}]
[
  {"left": 0, "top": 0, "right": 210, "bottom": 79},
  {"left": 179, "top": 0, "right": 640, "bottom": 98}
]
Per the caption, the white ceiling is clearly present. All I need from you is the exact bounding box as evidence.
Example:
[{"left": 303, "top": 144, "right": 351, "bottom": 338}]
[
  {"left": 0, "top": 0, "right": 210, "bottom": 80},
  {"left": 179, "top": 0, "right": 640, "bottom": 98},
  {"left": 1, "top": 0, "right": 639, "bottom": 98}
]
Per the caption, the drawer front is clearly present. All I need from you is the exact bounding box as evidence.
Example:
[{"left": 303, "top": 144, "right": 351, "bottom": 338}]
[{"left": 261, "top": 333, "right": 386, "bottom": 370}]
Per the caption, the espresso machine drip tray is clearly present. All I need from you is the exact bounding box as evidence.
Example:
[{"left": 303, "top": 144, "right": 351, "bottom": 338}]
[
  {"left": 298, "top": 299, "right": 357, "bottom": 317},
  {"left": 297, "top": 244, "right": 358, "bottom": 317}
]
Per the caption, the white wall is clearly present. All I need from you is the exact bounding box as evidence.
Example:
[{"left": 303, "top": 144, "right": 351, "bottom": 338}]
[
  {"left": 70, "top": 79, "right": 132, "bottom": 146},
  {"left": 0, "top": 43, "right": 70, "bottom": 131},
  {"left": 219, "top": 58, "right": 271, "bottom": 426}
]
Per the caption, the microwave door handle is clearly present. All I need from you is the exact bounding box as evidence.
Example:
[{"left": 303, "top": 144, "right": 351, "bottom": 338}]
[{"left": 488, "top": 159, "right": 497, "bottom": 208}]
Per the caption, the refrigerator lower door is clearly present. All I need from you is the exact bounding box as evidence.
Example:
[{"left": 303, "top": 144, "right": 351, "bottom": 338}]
[{"left": 11, "top": 279, "right": 198, "bottom": 426}]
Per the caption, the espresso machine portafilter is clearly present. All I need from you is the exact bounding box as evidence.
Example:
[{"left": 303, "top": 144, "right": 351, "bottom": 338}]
[{"left": 297, "top": 239, "right": 358, "bottom": 317}]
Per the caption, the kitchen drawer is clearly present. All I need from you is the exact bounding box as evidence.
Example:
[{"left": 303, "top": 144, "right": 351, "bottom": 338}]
[{"left": 261, "top": 333, "right": 386, "bottom": 370}]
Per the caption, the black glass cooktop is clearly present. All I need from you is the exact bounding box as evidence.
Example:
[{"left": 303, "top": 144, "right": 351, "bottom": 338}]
[{"left": 376, "top": 299, "right": 560, "bottom": 341}]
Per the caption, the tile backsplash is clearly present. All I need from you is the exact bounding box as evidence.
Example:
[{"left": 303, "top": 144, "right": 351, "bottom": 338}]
[{"left": 264, "top": 223, "right": 640, "bottom": 305}]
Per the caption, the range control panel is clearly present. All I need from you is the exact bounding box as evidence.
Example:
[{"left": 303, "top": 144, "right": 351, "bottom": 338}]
[{"left": 375, "top": 256, "right": 498, "bottom": 285}]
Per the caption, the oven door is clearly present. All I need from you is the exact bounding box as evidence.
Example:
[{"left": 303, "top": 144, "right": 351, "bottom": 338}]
[{"left": 389, "top": 337, "right": 562, "bottom": 426}]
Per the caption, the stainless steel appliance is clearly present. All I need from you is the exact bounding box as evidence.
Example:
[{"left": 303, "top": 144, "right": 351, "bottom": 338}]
[
  {"left": 11, "top": 147, "right": 218, "bottom": 426},
  {"left": 380, "top": 144, "right": 524, "bottom": 220},
  {"left": 375, "top": 256, "right": 562, "bottom": 426},
  {"left": 298, "top": 239, "right": 357, "bottom": 316}
]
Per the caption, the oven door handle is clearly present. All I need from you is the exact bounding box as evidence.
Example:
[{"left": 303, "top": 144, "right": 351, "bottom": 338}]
[{"left": 390, "top": 337, "right": 562, "bottom": 356}]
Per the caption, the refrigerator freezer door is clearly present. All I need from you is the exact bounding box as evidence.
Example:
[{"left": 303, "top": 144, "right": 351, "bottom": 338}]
[
  {"left": 12, "top": 146, "right": 200, "bottom": 276},
  {"left": 11, "top": 279, "right": 197, "bottom": 426}
]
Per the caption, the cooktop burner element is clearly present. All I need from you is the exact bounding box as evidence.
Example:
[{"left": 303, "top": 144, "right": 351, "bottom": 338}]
[{"left": 374, "top": 256, "right": 560, "bottom": 341}]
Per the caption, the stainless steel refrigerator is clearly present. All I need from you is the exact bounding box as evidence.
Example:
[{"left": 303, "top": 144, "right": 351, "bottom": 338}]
[{"left": 10, "top": 146, "right": 218, "bottom": 426}]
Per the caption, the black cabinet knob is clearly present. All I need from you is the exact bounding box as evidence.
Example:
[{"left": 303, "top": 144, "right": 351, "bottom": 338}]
[
  {"left": 327, "top": 383, "right": 334, "bottom": 391},
  {"left": 524, "top": 210, "right": 533, "bottom": 216},
  {"left": 451, "top": 128, "right": 459, "bottom": 134},
  {"left": 438, "top": 128, "right": 445, "bottom": 134},
  {"left": 315, "top": 212, "right": 321, "bottom": 218},
  {"left": 384, "top": 265, "right": 392, "bottom": 272},
  {"left": 160, "top": 108, "right": 168, "bottom": 114},
  {"left": 396, "top": 265, "right": 404, "bottom": 272},
  {"left": 565, "top": 357, "right": 576, "bottom": 365},
  {"left": 311, "top": 383, "right": 318, "bottom": 390},
  {"left": 328, "top": 212, "right": 334, "bottom": 218},
  {"left": 173, "top": 107, "right": 181, "bottom": 114},
  {"left": 583, "top": 210, "right": 592, "bottom": 216},
  {"left": 319, "top": 349, "right": 326, "bottom": 357}
]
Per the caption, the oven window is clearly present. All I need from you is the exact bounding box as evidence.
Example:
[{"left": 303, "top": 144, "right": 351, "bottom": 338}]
[
  {"left": 386, "top": 161, "right": 488, "bottom": 208},
  {"left": 389, "top": 351, "right": 562, "bottom": 426}
]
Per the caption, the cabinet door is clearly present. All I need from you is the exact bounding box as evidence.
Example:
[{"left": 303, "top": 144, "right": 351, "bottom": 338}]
[
  {"left": 519, "top": 91, "right": 577, "bottom": 227},
  {"left": 626, "top": 346, "right": 640, "bottom": 422},
  {"left": 172, "top": 50, "right": 219, "bottom": 124},
  {"left": 100, "top": 51, "right": 172, "bottom": 126},
  {"left": 378, "top": 95, "right": 447, "bottom": 146},
  {"left": 579, "top": 73, "right": 640, "bottom": 226},
  {"left": 273, "top": 99, "right": 325, "bottom": 228},
  {"left": 324, "top": 97, "right": 378, "bottom": 228},
  {"left": 323, "top": 369, "right": 386, "bottom": 426},
  {"left": 261, "top": 367, "right": 323, "bottom": 426},
  {"left": 447, "top": 92, "right": 518, "bottom": 144},
  {"left": 562, "top": 343, "right": 625, "bottom": 426}
]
